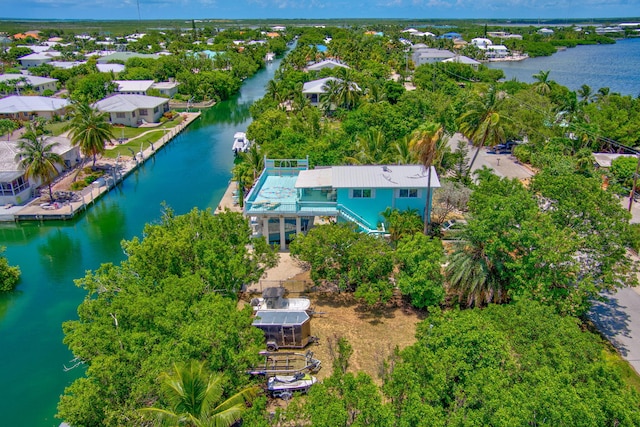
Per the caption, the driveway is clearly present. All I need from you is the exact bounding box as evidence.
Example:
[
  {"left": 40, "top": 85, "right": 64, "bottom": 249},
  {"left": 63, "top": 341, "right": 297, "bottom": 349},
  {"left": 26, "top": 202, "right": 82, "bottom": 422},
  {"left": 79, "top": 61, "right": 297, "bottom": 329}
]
[{"left": 447, "top": 133, "right": 534, "bottom": 181}]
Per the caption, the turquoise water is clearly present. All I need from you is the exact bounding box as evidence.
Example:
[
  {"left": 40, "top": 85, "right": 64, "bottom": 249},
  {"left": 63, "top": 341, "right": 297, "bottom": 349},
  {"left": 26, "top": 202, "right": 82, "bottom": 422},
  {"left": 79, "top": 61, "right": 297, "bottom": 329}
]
[
  {"left": 0, "top": 57, "right": 282, "bottom": 427},
  {"left": 488, "top": 37, "right": 640, "bottom": 97}
]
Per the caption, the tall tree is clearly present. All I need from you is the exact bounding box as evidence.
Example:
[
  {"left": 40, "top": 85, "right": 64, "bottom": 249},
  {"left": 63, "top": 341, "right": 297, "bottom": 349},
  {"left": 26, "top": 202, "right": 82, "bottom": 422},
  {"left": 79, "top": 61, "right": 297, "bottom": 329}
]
[
  {"left": 410, "top": 122, "right": 443, "bottom": 234},
  {"left": 64, "top": 102, "right": 115, "bottom": 168},
  {"left": 532, "top": 69, "right": 552, "bottom": 95},
  {"left": 141, "top": 360, "right": 259, "bottom": 427},
  {"left": 577, "top": 84, "right": 593, "bottom": 104},
  {"left": 457, "top": 86, "right": 506, "bottom": 178},
  {"left": 15, "top": 130, "right": 63, "bottom": 202}
]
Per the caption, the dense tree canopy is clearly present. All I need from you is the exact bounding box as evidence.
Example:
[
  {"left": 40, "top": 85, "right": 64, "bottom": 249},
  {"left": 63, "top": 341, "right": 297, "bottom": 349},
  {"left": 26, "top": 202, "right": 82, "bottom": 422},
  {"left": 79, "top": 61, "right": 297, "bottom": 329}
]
[{"left": 58, "top": 209, "right": 277, "bottom": 426}]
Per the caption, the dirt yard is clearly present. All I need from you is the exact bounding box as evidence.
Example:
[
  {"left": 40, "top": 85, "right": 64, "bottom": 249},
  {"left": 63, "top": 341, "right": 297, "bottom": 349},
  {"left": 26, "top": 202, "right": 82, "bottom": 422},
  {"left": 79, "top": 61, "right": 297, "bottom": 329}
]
[{"left": 308, "top": 291, "right": 425, "bottom": 383}]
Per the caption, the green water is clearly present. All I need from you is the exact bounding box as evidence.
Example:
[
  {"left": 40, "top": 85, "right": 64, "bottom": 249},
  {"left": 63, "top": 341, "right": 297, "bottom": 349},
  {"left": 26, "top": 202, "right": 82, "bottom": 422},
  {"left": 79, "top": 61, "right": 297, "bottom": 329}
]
[{"left": 0, "top": 57, "right": 281, "bottom": 427}]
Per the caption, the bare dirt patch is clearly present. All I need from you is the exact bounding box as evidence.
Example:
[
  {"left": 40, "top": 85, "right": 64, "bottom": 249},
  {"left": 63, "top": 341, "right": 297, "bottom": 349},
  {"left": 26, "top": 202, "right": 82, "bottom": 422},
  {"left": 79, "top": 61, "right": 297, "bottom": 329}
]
[{"left": 306, "top": 289, "right": 426, "bottom": 384}]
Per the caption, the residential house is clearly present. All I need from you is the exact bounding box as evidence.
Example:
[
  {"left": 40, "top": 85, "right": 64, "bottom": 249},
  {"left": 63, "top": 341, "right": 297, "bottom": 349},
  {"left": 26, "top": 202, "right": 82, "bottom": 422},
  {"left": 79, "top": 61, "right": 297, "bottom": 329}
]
[
  {"left": 94, "top": 94, "right": 170, "bottom": 127},
  {"left": 302, "top": 77, "right": 336, "bottom": 106},
  {"left": 0, "top": 95, "right": 70, "bottom": 120},
  {"left": 442, "top": 55, "right": 481, "bottom": 70},
  {"left": 113, "top": 80, "right": 179, "bottom": 97},
  {"left": 306, "top": 59, "right": 350, "bottom": 72},
  {"left": 538, "top": 28, "right": 554, "bottom": 36},
  {"left": 113, "top": 80, "right": 155, "bottom": 95},
  {"left": 483, "top": 45, "right": 509, "bottom": 59},
  {"left": 411, "top": 45, "right": 455, "bottom": 66},
  {"left": 243, "top": 159, "right": 439, "bottom": 249},
  {"left": 96, "top": 63, "right": 125, "bottom": 73},
  {"left": 0, "top": 74, "right": 58, "bottom": 95},
  {"left": 471, "top": 37, "right": 492, "bottom": 48},
  {"left": 18, "top": 52, "right": 57, "bottom": 68},
  {"left": 96, "top": 52, "right": 161, "bottom": 64},
  {"left": 0, "top": 136, "right": 80, "bottom": 206}
]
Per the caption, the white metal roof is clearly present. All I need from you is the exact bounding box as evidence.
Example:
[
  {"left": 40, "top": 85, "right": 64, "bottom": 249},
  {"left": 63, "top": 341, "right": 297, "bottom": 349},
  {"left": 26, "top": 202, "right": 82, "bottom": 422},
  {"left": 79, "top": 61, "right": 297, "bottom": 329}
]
[
  {"left": 0, "top": 95, "right": 69, "bottom": 114},
  {"left": 302, "top": 77, "right": 337, "bottom": 94},
  {"left": 0, "top": 74, "right": 58, "bottom": 87},
  {"left": 593, "top": 153, "right": 636, "bottom": 168},
  {"left": 442, "top": 55, "right": 481, "bottom": 65},
  {"left": 295, "top": 168, "right": 333, "bottom": 188},
  {"left": 151, "top": 81, "right": 179, "bottom": 90},
  {"left": 93, "top": 94, "right": 168, "bottom": 113},
  {"left": 0, "top": 135, "right": 75, "bottom": 174},
  {"left": 96, "top": 63, "right": 125, "bottom": 73},
  {"left": 113, "top": 80, "right": 154, "bottom": 92},
  {"left": 331, "top": 164, "right": 440, "bottom": 189},
  {"left": 307, "top": 59, "right": 350, "bottom": 71}
]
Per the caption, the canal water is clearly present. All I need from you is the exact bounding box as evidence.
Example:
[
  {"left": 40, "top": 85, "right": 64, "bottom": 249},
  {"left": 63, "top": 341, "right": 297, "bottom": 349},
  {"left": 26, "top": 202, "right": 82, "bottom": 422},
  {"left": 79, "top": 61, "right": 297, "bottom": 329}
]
[{"left": 0, "top": 56, "right": 282, "bottom": 427}]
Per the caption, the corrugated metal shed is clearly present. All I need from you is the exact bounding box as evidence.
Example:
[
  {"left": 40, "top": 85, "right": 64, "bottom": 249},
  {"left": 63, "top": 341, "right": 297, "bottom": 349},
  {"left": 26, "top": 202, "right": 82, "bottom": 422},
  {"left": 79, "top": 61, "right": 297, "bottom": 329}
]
[
  {"left": 331, "top": 165, "right": 440, "bottom": 189},
  {"left": 253, "top": 310, "right": 310, "bottom": 326}
]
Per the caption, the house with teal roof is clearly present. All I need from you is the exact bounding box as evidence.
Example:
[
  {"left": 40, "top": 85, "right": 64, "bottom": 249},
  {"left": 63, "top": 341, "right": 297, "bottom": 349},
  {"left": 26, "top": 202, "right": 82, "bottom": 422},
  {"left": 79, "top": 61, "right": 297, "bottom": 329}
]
[{"left": 243, "top": 158, "right": 439, "bottom": 249}]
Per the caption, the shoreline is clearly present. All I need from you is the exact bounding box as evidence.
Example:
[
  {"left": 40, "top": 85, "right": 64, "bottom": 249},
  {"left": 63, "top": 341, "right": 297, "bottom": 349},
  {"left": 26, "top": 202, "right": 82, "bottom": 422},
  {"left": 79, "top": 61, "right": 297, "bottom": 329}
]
[{"left": 2, "top": 112, "right": 201, "bottom": 222}]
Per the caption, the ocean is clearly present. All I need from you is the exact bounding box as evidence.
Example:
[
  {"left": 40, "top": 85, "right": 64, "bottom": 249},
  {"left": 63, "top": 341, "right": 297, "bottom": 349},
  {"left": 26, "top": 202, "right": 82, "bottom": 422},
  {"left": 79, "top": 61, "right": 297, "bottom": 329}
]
[{"left": 487, "top": 37, "right": 640, "bottom": 97}]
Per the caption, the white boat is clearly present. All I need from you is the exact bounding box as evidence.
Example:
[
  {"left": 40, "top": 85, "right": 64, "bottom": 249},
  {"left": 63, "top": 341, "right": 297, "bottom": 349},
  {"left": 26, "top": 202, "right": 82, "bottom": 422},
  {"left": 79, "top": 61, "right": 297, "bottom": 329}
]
[
  {"left": 251, "top": 287, "right": 311, "bottom": 312},
  {"left": 267, "top": 373, "right": 317, "bottom": 399},
  {"left": 232, "top": 131, "right": 251, "bottom": 154}
]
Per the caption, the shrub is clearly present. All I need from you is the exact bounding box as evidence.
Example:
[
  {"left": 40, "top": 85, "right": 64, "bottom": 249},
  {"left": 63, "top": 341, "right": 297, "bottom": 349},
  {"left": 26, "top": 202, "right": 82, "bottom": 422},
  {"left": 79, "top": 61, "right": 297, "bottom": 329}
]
[
  {"left": 84, "top": 174, "right": 99, "bottom": 185},
  {"left": 42, "top": 89, "right": 55, "bottom": 97},
  {"left": 628, "top": 223, "right": 640, "bottom": 253},
  {"left": 0, "top": 247, "right": 20, "bottom": 292},
  {"left": 70, "top": 181, "right": 88, "bottom": 191}
]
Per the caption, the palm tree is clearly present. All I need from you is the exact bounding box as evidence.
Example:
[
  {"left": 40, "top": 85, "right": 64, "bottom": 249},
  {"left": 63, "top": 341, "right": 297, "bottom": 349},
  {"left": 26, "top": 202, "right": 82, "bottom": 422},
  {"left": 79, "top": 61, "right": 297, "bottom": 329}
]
[
  {"left": 577, "top": 84, "right": 594, "bottom": 104},
  {"left": 410, "top": 122, "right": 443, "bottom": 234},
  {"left": 346, "top": 129, "right": 389, "bottom": 165},
  {"left": 64, "top": 101, "right": 115, "bottom": 168},
  {"left": 532, "top": 70, "right": 552, "bottom": 95},
  {"left": 457, "top": 86, "right": 506, "bottom": 178},
  {"left": 445, "top": 241, "right": 507, "bottom": 307},
  {"left": 141, "top": 360, "right": 259, "bottom": 427},
  {"left": 239, "top": 143, "right": 264, "bottom": 183},
  {"left": 392, "top": 135, "right": 417, "bottom": 164},
  {"left": 15, "top": 131, "right": 63, "bottom": 202},
  {"left": 320, "top": 78, "right": 341, "bottom": 115},
  {"left": 596, "top": 86, "right": 610, "bottom": 102},
  {"left": 335, "top": 69, "right": 361, "bottom": 110}
]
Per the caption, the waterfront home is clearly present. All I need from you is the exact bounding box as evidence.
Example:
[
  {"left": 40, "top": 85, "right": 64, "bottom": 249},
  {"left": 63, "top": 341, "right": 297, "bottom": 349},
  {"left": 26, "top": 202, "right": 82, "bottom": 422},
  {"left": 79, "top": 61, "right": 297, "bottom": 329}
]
[
  {"left": 243, "top": 159, "right": 439, "bottom": 249},
  {"left": 0, "top": 95, "right": 70, "bottom": 120},
  {"left": 306, "top": 59, "right": 350, "bottom": 72},
  {"left": 0, "top": 74, "right": 58, "bottom": 95},
  {"left": 538, "top": 28, "right": 554, "bottom": 36},
  {"left": 302, "top": 77, "right": 335, "bottom": 106},
  {"left": 0, "top": 136, "right": 79, "bottom": 206},
  {"left": 151, "top": 81, "right": 179, "bottom": 97},
  {"left": 442, "top": 55, "right": 481, "bottom": 70},
  {"left": 471, "top": 37, "right": 492, "bottom": 48},
  {"left": 482, "top": 45, "right": 509, "bottom": 59},
  {"left": 411, "top": 46, "right": 455, "bottom": 66},
  {"left": 94, "top": 94, "right": 170, "bottom": 127}
]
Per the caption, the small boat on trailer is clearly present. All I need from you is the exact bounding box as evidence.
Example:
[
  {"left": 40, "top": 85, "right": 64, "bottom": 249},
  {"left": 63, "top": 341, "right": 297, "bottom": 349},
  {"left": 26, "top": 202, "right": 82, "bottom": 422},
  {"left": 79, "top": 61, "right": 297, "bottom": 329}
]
[
  {"left": 251, "top": 287, "right": 311, "bottom": 312},
  {"left": 248, "top": 350, "right": 322, "bottom": 376},
  {"left": 267, "top": 373, "right": 317, "bottom": 400},
  {"left": 232, "top": 131, "right": 251, "bottom": 155}
]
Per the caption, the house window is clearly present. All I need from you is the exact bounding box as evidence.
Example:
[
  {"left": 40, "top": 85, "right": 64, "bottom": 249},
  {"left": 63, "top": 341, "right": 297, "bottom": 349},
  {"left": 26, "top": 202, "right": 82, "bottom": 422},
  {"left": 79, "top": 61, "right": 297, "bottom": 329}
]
[
  {"left": 351, "top": 189, "right": 372, "bottom": 198},
  {"left": 115, "top": 112, "right": 126, "bottom": 118},
  {"left": 139, "top": 109, "right": 148, "bottom": 116},
  {"left": 398, "top": 188, "right": 419, "bottom": 198}
]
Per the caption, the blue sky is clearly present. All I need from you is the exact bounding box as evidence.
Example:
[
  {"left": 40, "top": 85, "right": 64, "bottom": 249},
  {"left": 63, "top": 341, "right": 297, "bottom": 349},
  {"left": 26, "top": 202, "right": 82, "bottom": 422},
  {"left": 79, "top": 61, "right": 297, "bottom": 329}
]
[{"left": 4, "top": 0, "right": 640, "bottom": 21}]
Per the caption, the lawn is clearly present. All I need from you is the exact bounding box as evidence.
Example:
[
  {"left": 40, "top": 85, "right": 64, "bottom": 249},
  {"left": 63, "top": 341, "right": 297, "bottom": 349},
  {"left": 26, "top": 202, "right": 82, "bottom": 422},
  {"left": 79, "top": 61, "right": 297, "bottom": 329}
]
[
  {"left": 113, "top": 115, "right": 183, "bottom": 139},
  {"left": 102, "top": 130, "right": 166, "bottom": 159},
  {"left": 44, "top": 121, "right": 69, "bottom": 136}
]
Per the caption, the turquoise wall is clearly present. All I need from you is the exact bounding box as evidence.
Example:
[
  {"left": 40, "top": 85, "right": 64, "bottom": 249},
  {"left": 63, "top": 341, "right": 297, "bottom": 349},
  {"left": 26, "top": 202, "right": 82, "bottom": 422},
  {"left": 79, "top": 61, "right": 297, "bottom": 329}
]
[{"left": 337, "top": 188, "right": 429, "bottom": 229}]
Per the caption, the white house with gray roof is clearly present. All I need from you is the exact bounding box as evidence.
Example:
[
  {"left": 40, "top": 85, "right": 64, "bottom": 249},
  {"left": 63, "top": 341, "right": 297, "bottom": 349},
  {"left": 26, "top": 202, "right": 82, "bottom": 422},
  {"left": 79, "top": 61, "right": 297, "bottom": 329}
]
[
  {"left": 411, "top": 46, "right": 455, "bottom": 66},
  {"left": 0, "top": 136, "right": 80, "bottom": 206},
  {"left": 113, "top": 80, "right": 155, "bottom": 95},
  {"left": 0, "top": 96, "right": 69, "bottom": 120},
  {"left": 302, "top": 77, "right": 360, "bottom": 107},
  {"left": 94, "top": 94, "right": 170, "bottom": 127},
  {"left": 0, "top": 74, "right": 58, "bottom": 95},
  {"left": 306, "top": 59, "right": 350, "bottom": 72}
]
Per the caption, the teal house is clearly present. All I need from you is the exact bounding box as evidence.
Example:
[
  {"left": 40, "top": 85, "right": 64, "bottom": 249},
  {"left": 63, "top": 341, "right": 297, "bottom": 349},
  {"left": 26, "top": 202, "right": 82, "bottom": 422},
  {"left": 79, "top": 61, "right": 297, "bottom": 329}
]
[{"left": 244, "top": 159, "right": 440, "bottom": 249}]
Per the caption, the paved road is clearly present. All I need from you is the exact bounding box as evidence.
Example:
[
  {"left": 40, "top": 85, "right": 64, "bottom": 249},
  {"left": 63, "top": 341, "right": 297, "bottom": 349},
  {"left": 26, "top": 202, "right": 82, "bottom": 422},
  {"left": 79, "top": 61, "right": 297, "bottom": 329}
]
[
  {"left": 591, "top": 286, "right": 640, "bottom": 374},
  {"left": 450, "top": 134, "right": 640, "bottom": 375},
  {"left": 448, "top": 134, "right": 535, "bottom": 181}
]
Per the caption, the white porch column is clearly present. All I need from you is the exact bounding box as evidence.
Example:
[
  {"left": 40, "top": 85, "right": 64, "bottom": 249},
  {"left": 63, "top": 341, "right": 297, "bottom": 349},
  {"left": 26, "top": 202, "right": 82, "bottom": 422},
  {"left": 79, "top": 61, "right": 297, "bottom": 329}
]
[
  {"left": 279, "top": 216, "right": 286, "bottom": 250},
  {"left": 262, "top": 217, "right": 270, "bottom": 241},
  {"left": 296, "top": 217, "right": 301, "bottom": 235}
]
